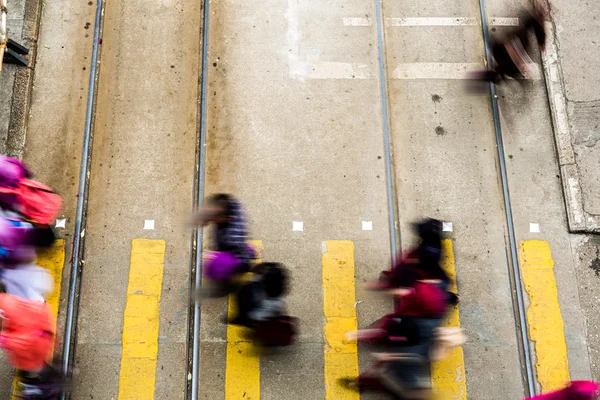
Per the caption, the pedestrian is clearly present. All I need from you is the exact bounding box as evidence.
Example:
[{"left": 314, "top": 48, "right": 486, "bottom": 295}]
[
  {"left": 0, "top": 293, "right": 67, "bottom": 398},
  {"left": 525, "top": 381, "right": 599, "bottom": 400},
  {"left": 227, "top": 262, "right": 297, "bottom": 347},
  {"left": 471, "top": 7, "right": 547, "bottom": 85},
  {"left": 365, "top": 218, "right": 456, "bottom": 308},
  {"left": 342, "top": 279, "right": 465, "bottom": 398},
  {"left": 192, "top": 193, "right": 256, "bottom": 297}
]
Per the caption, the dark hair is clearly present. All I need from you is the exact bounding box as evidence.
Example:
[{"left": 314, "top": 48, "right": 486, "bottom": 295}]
[
  {"left": 415, "top": 218, "right": 442, "bottom": 248},
  {"left": 207, "top": 193, "right": 234, "bottom": 217},
  {"left": 261, "top": 263, "right": 288, "bottom": 298},
  {"left": 31, "top": 225, "right": 56, "bottom": 248}
]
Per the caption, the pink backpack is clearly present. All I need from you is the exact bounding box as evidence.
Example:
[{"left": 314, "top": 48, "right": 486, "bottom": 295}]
[{"left": 0, "top": 179, "right": 62, "bottom": 224}]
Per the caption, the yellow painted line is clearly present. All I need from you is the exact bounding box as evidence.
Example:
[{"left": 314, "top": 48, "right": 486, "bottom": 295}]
[
  {"left": 12, "top": 239, "right": 66, "bottom": 400},
  {"left": 118, "top": 239, "right": 166, "bottom": 400},
  {"left": 431, "top": 239, "right": 467, "bottom": 400},
  {"left": 225, "top": 240, "right": 262, "bottom": 400},
  {"left": 322, "top": 240, "right": 359, "bottom": 400},
  {"left": 520, "top": 240, "right": 570, "bottom": 392},
  {"left": 38, "top": 239, "right": 66, "bottom": 321}
]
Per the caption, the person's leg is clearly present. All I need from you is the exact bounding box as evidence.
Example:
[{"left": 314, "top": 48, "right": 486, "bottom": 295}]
[{"left": 229, "top": 282, "right": 258, "bottom": 326}]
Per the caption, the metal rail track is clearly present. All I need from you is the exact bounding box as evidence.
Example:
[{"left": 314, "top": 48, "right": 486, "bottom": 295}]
[{"left": 60, "top": 0, "right": 103, "bottom": 398}]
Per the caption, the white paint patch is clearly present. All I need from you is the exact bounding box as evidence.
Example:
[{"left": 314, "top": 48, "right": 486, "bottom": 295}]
[
  {"left": 55, "top": 218, "right": 66, "bottom": 229},
  {"left": 388, "top": 17, "right": 477, "bottom": 26},
  {"left": 386, "top": 17, "right": 519, "bottom": 27},
  {"left": 392, "top": 63, "right": 481, "bottom": 79},
  {"left": 362, "top": 221, "right": 373, "bottom": 231},
  {"left": 285, "top": 0, "right": 307, "bottom": 79},
  {"left": 308, "top": 61, "right": 372, "bottom": 79},
  {"left": 391, "top": 62, "right": 540, "bottom": 80},
  {"left": 343, "top": 17, "right": 372, "bottom": 26},
  {"left": 529, "top": 223, "right": 540, "bottom": 233},
  {"left": 143, "top": 220, "right": 155, "bottom": 230},
  {"left": 443, "top": 222, "right": 453, "bottom": 232},
  {"left": 321, "top": 241, "right": 328, "bottom": 254},
  {"left": 489, "top": 17, "right": 519, "bottom": 26},
  {"left": 292, "top": 221, "right": 304, "bottom": 232}
]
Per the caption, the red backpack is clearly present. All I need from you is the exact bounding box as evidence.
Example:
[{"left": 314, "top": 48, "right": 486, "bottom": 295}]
[{"left": 0, "top": 179, "right": 62, "bottom": 224}]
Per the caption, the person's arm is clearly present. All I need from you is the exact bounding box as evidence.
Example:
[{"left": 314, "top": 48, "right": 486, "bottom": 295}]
[{"left": 190, "top": 205, "right": 218, "bottom": 227}]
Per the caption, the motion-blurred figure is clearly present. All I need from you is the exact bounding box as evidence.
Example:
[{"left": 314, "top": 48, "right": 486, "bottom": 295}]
[
  {"left": 226, "top": 262, "right": 297, "bottom": 347},
  {"left": 470, "top": 6, "right": 547, "bottom": 87},
  {"left": 193, "top": 194, "right": 256, "bottom": 297},
  {"left": 366, "top": 218, "right": 457, "bottom": 307},
  {"left": 0, "top": 293, "right": 67, "bottom": 399},
  {"left": 342, "top": 280, "right": 464, "bottom": 398},
  {"left": 340, "top": 217, "right": 464, "bottom": 398},
  {"left": 525, "top": 381, "right": 600, "bottom": 400}
]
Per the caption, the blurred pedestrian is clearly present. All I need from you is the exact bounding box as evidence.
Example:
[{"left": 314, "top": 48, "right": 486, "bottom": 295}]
[
  {"left": 0, "top": 293, "right": 67, "bottom": 398},
  {"left": 226, "top": 262, "right": 297, "bottom": 347},
  {"left": 192, "top": 194, "right": 256, "bottom": 297},
  {"left": 525, "top": 381, "right": 599, "bottom": 400},
  {"left": 471, "top": 7, "right": 547, "bottom": 85},
  {"left": 365, "top": 218, "right": 457, "bottom": 309},
  {"left": 342, "top": 279, "right": 465, "bottom": 398}
]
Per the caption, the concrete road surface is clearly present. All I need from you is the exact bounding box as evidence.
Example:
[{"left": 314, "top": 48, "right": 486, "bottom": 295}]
[{"left": 0, "top": 0, "right": 597, "bottom": 398}]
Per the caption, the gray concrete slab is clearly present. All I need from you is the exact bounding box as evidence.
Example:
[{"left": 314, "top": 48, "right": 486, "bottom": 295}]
[
  {"left": 497, "top": 80, "right": 593, "bottom": 382},
  {"left": 570, "top": 235, "right": 600, "bottom": 382},
  {"left": 260, "top": 343, "right": 325, "bottom": 400},
  {"left": 539, "top": 0, "right": 600, "bottom": 231},
  {"left": 488, "top": 0, "right": 593, "bottom": 384},
  {"left": 200, "top": 0, "right": 392, "bottom": 397},
  {"left": 387, "top": 78, "right": 524, "bottom": 399},
  {"left": 51, "top": 0, "right": 202, "bottom": 397},
  {"left": 72, "top": 343, "right": 121, "bottom": 398},
  {"left": 383, "top": 0, "right": 526, "bottom": 397}
]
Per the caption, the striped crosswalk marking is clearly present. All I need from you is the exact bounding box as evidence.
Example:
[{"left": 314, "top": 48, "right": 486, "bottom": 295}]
[
  {"left": 12, "top": 239, "right": 66, "bottom": 400},
  {"left": 118, "top": 239, "right": 166, "bottom": 400},
  {"left": 322, "top": 240, "right": 359, "bottom": 400},
  {"left": 431, "top": 239, "right": 467, "bottom": 399},
  {"left": 225, "top": 240, "right": 262, "bottom": 400},
  {"left": 519, "top": 240, "right": 570, "bottom": 392}
]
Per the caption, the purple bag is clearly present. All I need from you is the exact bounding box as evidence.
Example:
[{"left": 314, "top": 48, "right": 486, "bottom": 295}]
[
  {"left": 204, "top": 252, "right": 242, "bottom": 281},
  {"left": 0, "top": 156, "right": 30, "bottom": 210}
]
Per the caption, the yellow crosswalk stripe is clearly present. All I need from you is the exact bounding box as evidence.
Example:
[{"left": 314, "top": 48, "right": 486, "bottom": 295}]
[
  {"left": 225, "top": 240, "right": 262, "bottom": 400},
  {"left": 118, "top": 239, "right": 166, "bottom": 400},
  {"left": 519, "top": 240, "right": 570, "bottom": 392},
  {"left": 431, "top": 239, "right": 467, "bottom": 399},
  {"left": 322, "top": 240, "right": 359, "bottom": 400},
  {"left": 12, "top": 239, "right": 66, "bottom": 400}
]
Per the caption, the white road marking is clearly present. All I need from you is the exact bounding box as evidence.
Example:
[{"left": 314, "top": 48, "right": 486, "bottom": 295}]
[
  {"left": 362, "top": 221, "right": 373, "bottom": 231},
  {"left": 388, "top": 17, "right": 478, "bottom": 26},
  {"left": 529, "top": 223, "right": 540, "bottom": 233},
  {"left": 285, "top": 0, "right": 306, "bottom": 79},
  {"left": 392, "top": 63, "right": 481, "bottom": 79},
  {"left": 309, "top": 61, "right": 372, "bottom": 79},
  {"left": 143, "top": 220, "right": 155, "bottom": 230},
  {"left": 343, "top": 17, "right": 372, "bottom": 27},
  {"left": 443, "top": 222, "right": 453, "bottom": 232},
  {"left": 489, "top": 17, "right": 520, "bottom": 26},
  {"left": 392, "top": 62, "right": 541, "bottom": 80},
  {"left": 292, "top": 221, "right": 304, "bottom": 232},
  {"left": 342, "top": 17, "right": 520, "bottom": 27}
]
